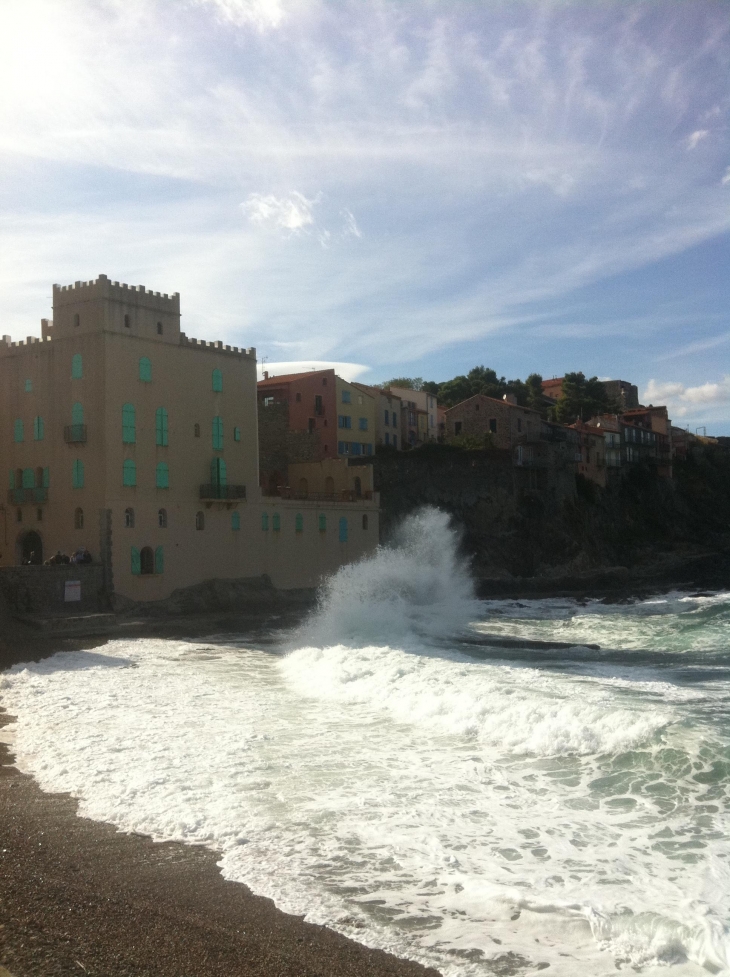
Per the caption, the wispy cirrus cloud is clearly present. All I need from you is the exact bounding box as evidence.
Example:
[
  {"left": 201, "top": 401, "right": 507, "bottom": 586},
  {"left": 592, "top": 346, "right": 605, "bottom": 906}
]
[
  {"left": 686, "top": 129, "right": 709, "bottom": 150},
  {"left": 0, "top": 0, "right": 729, "bottom": 431},
  {"left": 193, "top": 0, "right": 287, "bottom": 30}
]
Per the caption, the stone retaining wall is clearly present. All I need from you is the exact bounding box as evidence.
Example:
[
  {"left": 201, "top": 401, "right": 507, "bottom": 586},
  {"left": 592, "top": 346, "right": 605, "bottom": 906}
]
[{"left": 0, "top": 564, "right": 108, "bottom": 616}]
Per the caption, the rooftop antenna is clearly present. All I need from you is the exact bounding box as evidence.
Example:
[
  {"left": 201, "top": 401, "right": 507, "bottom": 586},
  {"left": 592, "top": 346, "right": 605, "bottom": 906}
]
[{"left": 696, "top": 426, "right": 707, "bottom": 436}]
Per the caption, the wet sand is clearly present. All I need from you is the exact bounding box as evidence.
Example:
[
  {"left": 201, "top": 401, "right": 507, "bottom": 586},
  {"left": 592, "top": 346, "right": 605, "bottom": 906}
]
[{"left": 0, "top": 621, "right": 441, "bottom": 977}]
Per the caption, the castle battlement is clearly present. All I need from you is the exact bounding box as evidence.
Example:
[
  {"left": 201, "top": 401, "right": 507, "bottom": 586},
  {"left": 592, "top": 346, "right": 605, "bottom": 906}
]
[
  {"left": 179, "top": 334, "right": 256, "bottom": 359},
  {"left": 53, "top": 274, "right": 181, "bottom": 312}
]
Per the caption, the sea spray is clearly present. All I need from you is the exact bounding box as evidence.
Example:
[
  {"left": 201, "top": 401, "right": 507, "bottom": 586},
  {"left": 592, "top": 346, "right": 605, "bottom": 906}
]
[{"left": 296, "top": 506, "right": 482, "bottom": 649}]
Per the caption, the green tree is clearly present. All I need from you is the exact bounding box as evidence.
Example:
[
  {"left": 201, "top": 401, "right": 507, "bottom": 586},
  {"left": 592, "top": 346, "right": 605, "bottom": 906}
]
[
  {"left": 382, "top": 377, "right": 424, "bottom": 391},
  {"left": 553, "top": 372, "right": 614, "bottom": 423}
]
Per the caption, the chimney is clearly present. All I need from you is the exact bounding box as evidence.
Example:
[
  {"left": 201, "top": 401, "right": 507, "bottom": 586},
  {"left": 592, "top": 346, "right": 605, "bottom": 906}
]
[
  {"left": 263, "top": 371, "right": 269, "bottom": 380},
  {"left": 503, "top": 393, "right": 517, "bottom": 405}
]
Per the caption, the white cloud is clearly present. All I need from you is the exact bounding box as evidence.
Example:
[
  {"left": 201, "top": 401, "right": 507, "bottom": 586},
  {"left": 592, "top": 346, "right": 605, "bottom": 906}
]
[
  {"left": 686, "top": 129, "right": 709, "bottom": 150},
  {"left": 643, "top": 377, "right": 730, "bottom": 418},
  {"left": 722, "top": 167, "right": 730, "bottom": 186},
  {"left": 242, "top": 192, "right": 317, "bottom": 233},
  {"left": 341, "top": 209, "right": 361, "bottom": 239},
  {"left": 194, "top": 0, "right": 286, "bottom": 30}
]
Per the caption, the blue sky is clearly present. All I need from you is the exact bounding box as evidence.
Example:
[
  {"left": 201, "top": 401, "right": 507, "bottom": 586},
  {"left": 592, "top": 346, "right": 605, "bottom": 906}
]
[{"left": 1, "top": 0, "right": 729, "bottom": 432}]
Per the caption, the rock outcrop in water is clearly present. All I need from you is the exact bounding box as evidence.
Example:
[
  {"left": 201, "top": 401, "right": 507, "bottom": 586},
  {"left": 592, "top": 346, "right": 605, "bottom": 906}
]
[{"left": 372, "top": 444, "right": 730, "bottom": 594}]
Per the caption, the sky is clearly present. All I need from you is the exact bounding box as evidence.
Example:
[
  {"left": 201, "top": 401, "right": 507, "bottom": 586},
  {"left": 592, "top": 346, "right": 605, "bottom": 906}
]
[{"left": 0, "top": 0, "right": 729, "bottom": 433}]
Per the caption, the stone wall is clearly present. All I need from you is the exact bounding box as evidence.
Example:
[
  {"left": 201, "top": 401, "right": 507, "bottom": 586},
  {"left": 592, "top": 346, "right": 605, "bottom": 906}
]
[
  {"left": 0, "top": 563, "right": 108, "bottom": 616},
  {"left": 370, "top": 447, "right": 579, "bottom": 577},
  {"left": 258, "top": 400, "right": 321, "bottom": 490}
]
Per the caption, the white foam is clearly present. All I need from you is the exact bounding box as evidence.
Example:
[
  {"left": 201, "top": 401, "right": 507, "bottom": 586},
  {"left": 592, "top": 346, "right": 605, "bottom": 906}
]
[{"left": 1, "top": 509, "right": 729, "bottom": 976}]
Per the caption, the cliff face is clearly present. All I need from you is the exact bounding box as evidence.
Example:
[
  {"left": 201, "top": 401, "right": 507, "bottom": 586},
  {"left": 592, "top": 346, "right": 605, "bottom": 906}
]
[{"left": 373, "top": 446, "right": 730, "bottom": 588}]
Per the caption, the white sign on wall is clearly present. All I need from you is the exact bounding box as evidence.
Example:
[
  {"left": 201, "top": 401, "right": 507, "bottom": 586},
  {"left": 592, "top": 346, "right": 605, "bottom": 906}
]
[{"left": 64, "top": 580, "right": 81, "bottom": 602}]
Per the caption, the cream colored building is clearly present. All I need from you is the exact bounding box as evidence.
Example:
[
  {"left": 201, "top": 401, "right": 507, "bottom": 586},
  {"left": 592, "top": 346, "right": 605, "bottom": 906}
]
[
  {"left": 386, "top": 386, "right": 438, "bottom": 443},
  {"left": 0, "top": 275, "right": 378, "bottom": 601},
  {"left": 335, "top": 376, "right": 376, "bottom": 458},
  {"left": 353, "top": 383, "right": 403, "bottom": 450}
]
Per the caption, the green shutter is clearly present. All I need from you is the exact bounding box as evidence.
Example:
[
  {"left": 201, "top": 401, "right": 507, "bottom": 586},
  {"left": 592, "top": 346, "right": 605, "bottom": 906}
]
[
  {"left": 13, "top": 419, "right": 24, "bottom": 442},
  {"left": 231, "top": 511, "right": 240, "bottom": 531},
  {"left": 72, "top": 459, "right": 84, "bottom": 489},
  {"left": 212, "top": 369, "right": 222, "bottom": 392},
  {"left": 122, "top": 403, "right": 136, "bottom": 443},
  {"left": 71, "top": 354, "right": 82, "bottom": 379},
  {"left": 24, "top": 379, "right": 32, "bottom": 392},
  {"left": 8, "top": 470, "right": 14, "bottom": 489},
  {"left": 72, "top": 402, "right": 84, "bottom": 426},
  {"left": 212, "top": 416, "right": 223, "bottom": 450},
  {"left": 261, "top": 512, "right": 269, "bottom": 531},
  {"left": 154, "top": 546, "right": 164, "bottom": 574},
  {"left": 319, "top": 513, "right": 327, "bottom": 532},
  {"left": 22, "top": 468, "right": 35, "bottom": 488},
  {"left": 234, "top": 426, "right": 241, "bottom": 442},
  {"left": 339, "top": 517, "right": 348, "bottom": 542},
  {"left": 131, "top": 547, "right": 141, "bottom": 575},
  {"left": 33, "top": 416, "right": 44, "bottom": 440},
  {"left": 295, "top": 513, "right": 303, "bottom": 533},
  {"left": 210, "top": 456, "right": 227, "bottom": 488},
  {"left": 272, "top": 512, "right": 280, "bottom": 531},
  {"left": 155, "top": 407, "right": 168, "bottom": 446},
  {"left": 42, "top": 467, "right": 49, "bottom": 488},
  {"left": 156, "top": 462, "right": 169, "bottom": 488},
  {"left": 139, "top": 357, "right": 152, "bottom": 382},
  {"left": 123, "top": 459, "right": 136, "bottom": 486}
]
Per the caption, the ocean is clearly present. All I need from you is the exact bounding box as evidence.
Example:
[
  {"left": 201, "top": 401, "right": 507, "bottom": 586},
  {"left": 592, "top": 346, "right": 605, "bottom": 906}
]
[{"left": 1, "top": 508, "right": 729, "bottom": 976}]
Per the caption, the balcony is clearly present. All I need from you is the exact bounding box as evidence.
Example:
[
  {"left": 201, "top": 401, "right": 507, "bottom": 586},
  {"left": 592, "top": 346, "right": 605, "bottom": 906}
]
[
  {"left": 64, "top": 424, "right": 87, "bottom": 443},
  {"left": 8, "top": 487, "right": 48, "bottom": 504},
  {"left": 272, "top": 487, "right": 376, "bottom": 503},
  {"left": 199, "top": 484, "right": 246, "bottom": 500}
]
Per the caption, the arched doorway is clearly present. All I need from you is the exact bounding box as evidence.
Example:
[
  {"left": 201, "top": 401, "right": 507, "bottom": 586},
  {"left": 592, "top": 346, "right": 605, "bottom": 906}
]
[{"left": 18, "top": 530, "right": 42, "bottom": 565}]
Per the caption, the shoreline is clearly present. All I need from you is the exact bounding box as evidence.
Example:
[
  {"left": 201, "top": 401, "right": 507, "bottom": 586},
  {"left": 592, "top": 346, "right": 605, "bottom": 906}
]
[
  {"left": 0, "top": 709, "right": 440, "bottom": 977},
  {"left": 2, "top": 573, "right": 727, "bottom": 976}
]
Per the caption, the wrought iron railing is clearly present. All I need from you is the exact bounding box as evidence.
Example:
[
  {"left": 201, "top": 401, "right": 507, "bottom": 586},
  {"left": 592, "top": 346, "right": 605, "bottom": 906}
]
[
  {"left": 8, "top": 487, "right": 48, "bottom": 504},
  {"left": 199, "top": 484, "right": 246, "bottom": 500},
  {"left": 64, "top": 424, "right": 87, "bottom": 443}
]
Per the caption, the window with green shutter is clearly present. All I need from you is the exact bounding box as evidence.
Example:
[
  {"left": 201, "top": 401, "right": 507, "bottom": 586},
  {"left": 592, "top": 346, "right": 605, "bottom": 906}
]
[
  {"left": 13, "top": 419, "right": 24, "bottom": 442},
  {"left": 234, "top": 426, "right": 241, "bottom": 442},
  {"left": 24, "top": 379, "right": 32, "bottom": 392},
  {"left": 231, "top": 511, "right": 240, "bottom": 531},
  {"left": 154, "top": 546, "right": 164, "bottom": 574},
  {"left": 261, "top": 512, "right": 269, "bottom": 531},
  {"left": 131, "top": 547, "right": 141, "bottom": 575},
  {"left": 156, "top": 462, "right": 169, "bottom": 488},
  {"left": 295, "top": 513, "right": 303, "bottom": 533},
  {"left": 339, "top": 516, "right": 348, "bottom": 542},
  {"left": 33, "top": 416, "right": 44, "bottom": 440},
  {"left": 72, "top": 402, "right": 84, "bottom": 426},
  {"left": 71, "top": 354, "right": 82, "bottom": 379},
  {"left": 210, "top": 457, "right": 227, "bottom": 489},
  {"left": 22, "top": 468, "right": 35, "bottom": 489},
  {"left": 212, "top": 368, "right": 222, "bottom": 392},
  {"left": 272, "top": 512, "right": 280, "bottom": 532},
  {"left": 122, "top": 459, "right": 136, "bottom": 486},
  {"left": 122, "top": 403, "right": 136, "bottom": 443},
  {"left": 72, "top": 459, "right": 84, "bottom": 489},
  {"left": 155, "top": 407, "right": 168, "bottom": 446},
  {"left": 212, "top": 416, "right": 223, "bottom": 450},
  {"left": 42, "top": 467, "right": 49, "bottom": 488},
  {"left": 139, "top": 357, "right": 152, "bottom": 382},
  {"left": 318, "top": 513, "right": 327, "bottom": 532}
]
